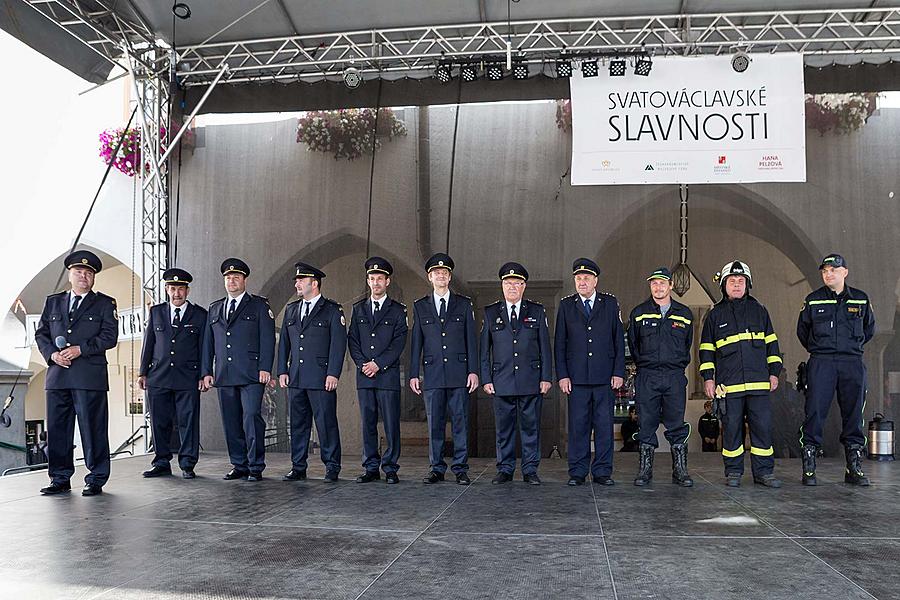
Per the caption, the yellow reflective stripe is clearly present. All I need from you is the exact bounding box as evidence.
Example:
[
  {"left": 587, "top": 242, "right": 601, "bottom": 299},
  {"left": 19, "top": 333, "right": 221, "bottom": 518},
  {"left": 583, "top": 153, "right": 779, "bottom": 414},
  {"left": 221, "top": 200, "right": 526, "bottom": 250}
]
[
  {"left": 715, "top": 332, "right": 765, "bottom": 348},
  {"left": 699, "top": 343, "right": 716, "bottom": 352},
  {"left": 750, "top": 446, "right": 774, "bottom": 456},
  {"left": 699, "top": 362, "right": 716, "bottom": 371},
  {"left": 634, "top": 314, "right": 661, "bottom": 322},
  {"left": 722, "top": 445, "right": 745, "bottom": 458},
  {"left": 764, "top": 333, "right": 778, "bottom": 344},
  {"left": 846, "top": 299, "right": 868, "bottom": 305},
  {"left": 767, "top": 355, "right": 783, "bottom": 364},
  {"left": 808, "top": 299, "right": 837, "bottom": 305},
  {"left": 724, "top": 382, "right": 771, "bottom": 394},
  {"left": 668, "top": 315, "right": 692, "bottom": 325}
]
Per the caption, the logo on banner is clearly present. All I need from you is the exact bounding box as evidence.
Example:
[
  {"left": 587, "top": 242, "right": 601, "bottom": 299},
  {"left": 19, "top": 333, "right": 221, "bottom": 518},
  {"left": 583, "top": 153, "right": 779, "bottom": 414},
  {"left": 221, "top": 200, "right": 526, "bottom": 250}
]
[
  {"left": 645, "top": 164, "right": 655, "bottom": 171},
  {"left": 758, "top": 154, "right": 784, "bottom": 170},
  {"left": 713, "top": 155, "right": 731, "bottom": 175},
  {"left": 718, "top": 155, "right": 727, "bottom": 164},
  {"left": 595, "top": 159, "right": 619, "bottom": 173}
]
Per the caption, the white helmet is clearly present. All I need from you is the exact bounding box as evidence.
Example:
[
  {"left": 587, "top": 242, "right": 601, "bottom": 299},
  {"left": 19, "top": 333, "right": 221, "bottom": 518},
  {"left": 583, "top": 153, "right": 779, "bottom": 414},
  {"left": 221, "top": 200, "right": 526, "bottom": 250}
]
[{"left": 715, "top": 260, "right": 752, "bottom": 289}]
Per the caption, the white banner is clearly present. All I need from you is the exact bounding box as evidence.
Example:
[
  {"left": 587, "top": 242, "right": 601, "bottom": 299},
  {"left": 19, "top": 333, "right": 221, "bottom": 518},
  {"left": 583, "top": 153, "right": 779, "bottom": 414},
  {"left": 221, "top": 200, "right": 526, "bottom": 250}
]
[
  {"left": 570, "top": 53, "right": 806, "bottom": 185},
  {"left": 26, "top": 307, "right": 145, "bottom": 347}
]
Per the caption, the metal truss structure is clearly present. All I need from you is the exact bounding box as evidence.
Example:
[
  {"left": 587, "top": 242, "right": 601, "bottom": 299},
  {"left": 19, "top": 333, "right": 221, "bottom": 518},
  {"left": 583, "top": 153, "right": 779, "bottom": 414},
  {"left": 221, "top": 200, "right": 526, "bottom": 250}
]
[{"left": 19, "top": 2, "right": 900, "bottom": 302}]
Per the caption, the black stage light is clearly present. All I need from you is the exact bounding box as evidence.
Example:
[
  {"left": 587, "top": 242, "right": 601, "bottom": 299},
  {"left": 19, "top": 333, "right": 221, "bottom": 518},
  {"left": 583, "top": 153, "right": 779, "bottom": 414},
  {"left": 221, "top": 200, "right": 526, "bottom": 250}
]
[
  {"left": 172, "top": 2, "right": 191, "bottom": 19},
  {"left": 581, "top": 59, "right": 599, "bottom": 78},
  {"left": 732, "top": 50, "right": 751, "bottom": 73},
  {"left": 435, "top": 65, "right": 452, "bottom": 83},
  {"left": 461, "top": 64, "right": 478, "bottom": 81},
  {"left": 486, "top": 63, "right": 504, "bottom": 81},
  {"left": 608, "top": 59, "right": 626, "bottom": 77},
  {"left": 556, "top": 59, "right": 572, "bottom": 78},
  {"left": 512, "top": 63, "right": 529, "bottom": 80},
  {"left": 634, "top": 57, "right": 652, "bottom": 76}
]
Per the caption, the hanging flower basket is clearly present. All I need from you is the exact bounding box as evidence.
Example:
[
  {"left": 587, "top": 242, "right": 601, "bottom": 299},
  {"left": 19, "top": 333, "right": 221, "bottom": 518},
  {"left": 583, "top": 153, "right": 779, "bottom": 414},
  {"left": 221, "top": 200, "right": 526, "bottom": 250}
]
[
  {"left": 556, "top": 93, "right": 878, "bottom": 136},
  {"left": 296, "top": 108, "right": 408, "bottom": 160},
  {"left": 98, "top": 127, "right": 144, "bottom": 177},
  {"left": 804, "top": 93, "right": 877, "bottom": 135}
]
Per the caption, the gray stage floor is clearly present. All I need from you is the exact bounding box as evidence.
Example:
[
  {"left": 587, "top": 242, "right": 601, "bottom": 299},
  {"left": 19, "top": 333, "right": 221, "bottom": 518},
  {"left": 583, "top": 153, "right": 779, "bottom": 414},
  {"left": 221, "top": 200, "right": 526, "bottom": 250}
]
[{"left": 1, "top": 451, "right": 897, "bottom": 600}]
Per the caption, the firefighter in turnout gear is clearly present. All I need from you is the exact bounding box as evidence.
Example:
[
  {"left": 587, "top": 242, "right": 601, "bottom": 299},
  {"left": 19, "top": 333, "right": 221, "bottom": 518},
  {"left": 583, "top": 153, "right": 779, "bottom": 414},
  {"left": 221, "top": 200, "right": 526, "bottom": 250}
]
[
  {"left": 699, "top": 261, "right": 783, "bottom": 488},
  {"left": 797, "top": 253, "right": 875, "bottom": 486},
  {"left": 626, "top": 267, "right": 694, "bottom": 487}
]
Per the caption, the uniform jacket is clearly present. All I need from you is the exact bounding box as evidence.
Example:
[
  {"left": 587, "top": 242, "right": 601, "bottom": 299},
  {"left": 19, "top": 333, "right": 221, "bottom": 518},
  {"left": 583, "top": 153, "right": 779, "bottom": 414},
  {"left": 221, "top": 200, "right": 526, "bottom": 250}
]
[
  {"left": 797, "top": 285, "right": 874, "bottom": 357},
  {"left": 276, "top": 297, "right": 347, "bottom": 389},
  {"left": 555, "top": 291, "right": 626, "bottom": 384},
  {"left": 201, "top": 294, "right": 276, "bottom": 387},
  {"left": 140, "top": 302, "right": 208, "bottom": 390},
  {"left": 626, "top": 297, "right": 693, "bottom": 372},
  {"left": 347, "top": 297, "right": 409, "bottom": 390},
  {"left": 35, "top": 290, "right": 118, "bottom": 391},
  {"left": 480, "top": 299, "right": 552, "bottom": 396},
  {"left": 408, "top": 292, "right": 478, "bottom": 389}
]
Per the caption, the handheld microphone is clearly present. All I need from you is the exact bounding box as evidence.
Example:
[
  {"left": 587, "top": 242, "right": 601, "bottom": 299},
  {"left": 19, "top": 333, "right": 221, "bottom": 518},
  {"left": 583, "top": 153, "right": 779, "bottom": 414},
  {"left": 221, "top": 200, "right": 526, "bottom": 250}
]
[{"left": 55, "top": 336, "right": 67, "bottom": 349}]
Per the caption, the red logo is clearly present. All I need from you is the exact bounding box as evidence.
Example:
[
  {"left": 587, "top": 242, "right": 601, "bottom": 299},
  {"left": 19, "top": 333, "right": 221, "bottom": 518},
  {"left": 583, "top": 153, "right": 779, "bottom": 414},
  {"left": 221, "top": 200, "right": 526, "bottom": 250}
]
[{"left": 717, "top": 155, "right": 727, "bottom": 165}]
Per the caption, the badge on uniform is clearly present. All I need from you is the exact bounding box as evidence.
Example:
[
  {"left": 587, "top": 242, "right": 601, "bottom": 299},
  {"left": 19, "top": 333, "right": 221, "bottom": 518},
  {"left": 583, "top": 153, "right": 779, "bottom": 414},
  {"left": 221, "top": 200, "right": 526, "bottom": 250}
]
[
  {"left": 340, "top": 315, "right": 346, "bottom": 326},
  {"left": 848, "top": 307, "right": 859, "bottom": 313},
  {"left": 268, "top": 309, "right": 274, "bottom": 319},
  {"left": 672, "top": 321, "right": 685, "bottom": 329},
  {"left": 524, "top": 316, "right": 537, "bottom": 323},
  {"left": 496, "top": 317, "right": 503, "bottom": 324}
]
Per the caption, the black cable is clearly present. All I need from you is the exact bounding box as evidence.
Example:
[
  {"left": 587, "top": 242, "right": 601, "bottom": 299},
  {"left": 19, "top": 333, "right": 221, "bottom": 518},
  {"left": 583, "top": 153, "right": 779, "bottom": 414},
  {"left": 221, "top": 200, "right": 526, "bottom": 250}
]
[
  {"left": 444, "top": 75, "right": 463, "bottom": 253},
  {"left": 364, "top": 77, "right": 384, "bottom": 259}
]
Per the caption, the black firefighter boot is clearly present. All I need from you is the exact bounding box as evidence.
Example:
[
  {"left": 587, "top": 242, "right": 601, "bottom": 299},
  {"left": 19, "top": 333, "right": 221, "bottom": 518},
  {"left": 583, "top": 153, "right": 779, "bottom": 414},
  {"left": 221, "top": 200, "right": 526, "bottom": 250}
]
[
  {"left": 670, "top": 443, "right": 694, "bottom": 487},
  {"left": 844, "top": 445, "right": 871, "bottom": 486},
  {"left": 801, "top": 444, "right": 818, "bottom": 486},
  {"left": 634, "top": 443, "right": 654, "bottom": 486}
]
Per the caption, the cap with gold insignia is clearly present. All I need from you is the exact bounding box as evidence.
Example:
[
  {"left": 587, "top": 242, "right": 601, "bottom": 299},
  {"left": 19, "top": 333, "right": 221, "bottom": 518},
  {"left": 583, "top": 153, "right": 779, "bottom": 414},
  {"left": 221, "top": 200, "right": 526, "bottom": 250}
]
[
  {"left": 64, "top": 250, "right": 102, "bottom": 273},
  {"left": 819, "top": 253, "right": 847, "bottom": 270},
  {"left": 365, "top": 257, "right": 393, "bottom": 276},
  {"left": 220, "top": 258, "right": 250, "bottom": 277},
  {"left": 572, "top": 258, "right": 600, "bottom": 277},
  {"left": 646, "top": 267, "right": 672, "bottom": 281},
  {"left": 498, "top": 262, "right": 528, "bottom": 281},
  {"left": 163, "top": 268, "right": 193, "bottom": 285},
  {"left": 294, "top": 262, "right": 325, "bottom": 280},
  {"left": 425, "top": 253, "right": 454, "bottom": 273}
]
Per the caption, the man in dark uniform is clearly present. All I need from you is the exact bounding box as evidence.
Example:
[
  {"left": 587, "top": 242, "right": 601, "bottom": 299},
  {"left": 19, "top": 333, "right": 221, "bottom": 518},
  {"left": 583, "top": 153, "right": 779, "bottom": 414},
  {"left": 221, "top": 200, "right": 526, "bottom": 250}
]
[
  {"left": 797, "top": 253, "right": 875, "bottom": 486},
  {"left": 36, "top": 250, "right": 118, "bottom": 496},
  {"left": 409, "top": 253, "right": 478, "bottom": 485},
  {"left": 480, "top": 262, "right": 552, "bottom": 485},
  {"left": 348, "top": 257, "right": 409, "bottom": 484},
  {"left": 699, "top": 401, "right": 720, "bottom": 452},
  {"left": 139, "top": 268, "right": 207, "bottom": 479},
  {"left": 277, "top": 262, "right": 347, "bottom": 483},
  {"left": 699, "top": 260, "right": 783, "bottom": 488},
  {"left": 626, "top": 267, "right": 694, "bottom": 487},
  {"left": 201, "top": 259, "right": 276, "bottom": 481},
  {"left": 555, "top": 258, "right": 625, "bottom": 487}
]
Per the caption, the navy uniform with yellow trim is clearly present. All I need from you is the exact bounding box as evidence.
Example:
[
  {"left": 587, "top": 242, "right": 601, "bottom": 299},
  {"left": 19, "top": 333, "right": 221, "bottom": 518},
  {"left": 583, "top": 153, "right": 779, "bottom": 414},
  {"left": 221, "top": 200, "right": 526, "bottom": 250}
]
[
  {"left": 699, "top": 260, "right": 783, "bottom": 488},
  {"left": 276, "top": 262, "right": 347, "bottom": 481},
  {"left": 35, "top": 250, "right": 118, "bottom": 496},
  {"left": 554, "top": 258, "right": 625, "bottom": 485},
  {"left": 480, "top": 263, "right": 552, "bottom": 483},
  {"left": 408, "top": 253, "right": 478, "bottom": 483},
  {"left": 626, "top": 267, "right": 694, "bottom": 487},
  {"left": 139, "top": 268, "right": 207, "bottom": 478},
  {"left": 796, "top": 253, "right": 875, "bottom": 486},
  {"left": 347, "top": 257, "right": 409, "bottom": 482},
  {"left": 201, "top": 259, "right": 276, "bottom": 480}
]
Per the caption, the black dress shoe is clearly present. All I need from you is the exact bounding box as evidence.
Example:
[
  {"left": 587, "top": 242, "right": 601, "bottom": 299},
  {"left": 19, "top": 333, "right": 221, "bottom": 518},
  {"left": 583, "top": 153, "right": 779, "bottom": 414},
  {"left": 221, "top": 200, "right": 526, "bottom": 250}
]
[
  {"left": 182, "top": 469, "right": 196, "bottom": 479},
  {"left": 324, "top": 470, "right": 339, "bottom": 482},
  {"left": 455, "top": 472, "right": 471, "bottom": 486},
  {"left": 568, "top": 476, "right": 585, "bottom": 486},
  {"left": 142, "top": 465, "right": 172, "bottom": 478},
  {"left": 423, "top": 471, "right": 445, "bottom": 484},
  {"left": 282, "top": 469, "right": 307, "bottom": 481},
  {"left": 593, "top": 475, "right": 615, "bottom": 486},
  {"left": 247, "top": 472, "right": 264, "bottom": 482},
  {"left": 385, "top": 472, "right": 400, "bottom": 484},
  {"left": 523, "top": 473, "right": 542, "bottom": 485},
  {"left": 223, "top": 469, "right": 249, "bottom": 480},
  {"left": 492, "top": 472, "right": 513, "bottom": 484},
  {"left": 40, "top": 482, "right": 71, "bottom": 495},
  {"left": 356, "top": 471, "right": 381, "bottom": 483},
  {"left": 81, "top": 484, "right": 103, "bottom": 496}
]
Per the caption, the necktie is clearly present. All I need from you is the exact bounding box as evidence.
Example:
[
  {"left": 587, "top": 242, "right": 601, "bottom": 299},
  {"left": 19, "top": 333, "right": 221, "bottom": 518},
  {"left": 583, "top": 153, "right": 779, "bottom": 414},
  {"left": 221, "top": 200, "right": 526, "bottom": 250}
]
[
  {"left": 69, "top": 295, "right": 81, "bottom": 320},
  {"left": 584, "top": 298, "right": 592, "bottom": 317},
  {"left": 173, "top": 307, "right": 181, "bottom": 327},
  {"left": 227, "top": 298, "right": 236, "bottom": 321},
  {"left": 302, "top": 301, "right": 310, "bottom": 323},
  {"left": 373, "top": 301, "right": 380, "bottom": 322},
  {"left": 439, "top": 297, "right": 446, "bottom": 321},
  {"left": 510, "top": 304, "right": 518, "bottom": 328}
]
